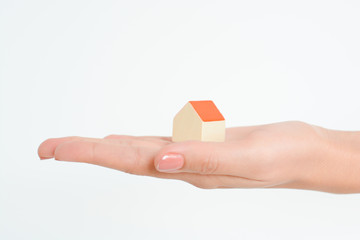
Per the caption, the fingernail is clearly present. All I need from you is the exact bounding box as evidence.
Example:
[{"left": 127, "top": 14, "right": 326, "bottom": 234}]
[
  {"left": 40, "top": 156, "right": 51, "bottom": 160},
  {"left": 157, "top": 153, "right": 184, "bottom": 172}
]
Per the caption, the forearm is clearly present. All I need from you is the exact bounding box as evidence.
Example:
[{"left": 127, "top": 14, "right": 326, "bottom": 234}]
[{"left": 291, "top": 127, "right": 360, "bottom": 193}]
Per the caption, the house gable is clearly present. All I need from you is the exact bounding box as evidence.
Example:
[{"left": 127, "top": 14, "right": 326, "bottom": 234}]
[{"left": 172, "top": 102, "right": 202, "bottom": 142}]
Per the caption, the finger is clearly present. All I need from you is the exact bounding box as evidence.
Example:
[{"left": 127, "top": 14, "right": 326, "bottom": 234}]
[
  {"left": 104, "top": 134, "right": 171, "bottom": 142},
  {"left": 38, "top": 135, "right": 140, "bottom": 159},
  {"left": 38, "top": 136, "right": 84, "bottom": 159},
  {"left": 138, "top": 136, "right": 172, "bottom": 142},
  {"left": 53, "top": 138, "right": 164, "bottom": 174},
  {"left": 154, "top": 141, "right": 263, "bottom": 179}
]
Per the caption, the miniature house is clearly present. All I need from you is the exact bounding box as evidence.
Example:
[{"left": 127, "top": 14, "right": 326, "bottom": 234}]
[{"left": 172, "top": 100, "right": 225, "bottom": 142}]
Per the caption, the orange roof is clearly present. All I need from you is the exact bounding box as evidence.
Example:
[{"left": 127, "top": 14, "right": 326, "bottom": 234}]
[{"left": 189, "top": 100, "right": 225, "bottom": 122}]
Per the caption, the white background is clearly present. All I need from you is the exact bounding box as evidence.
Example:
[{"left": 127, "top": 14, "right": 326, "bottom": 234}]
[{"left": 1, "top": 0, "right": 360, "bottom": 239}]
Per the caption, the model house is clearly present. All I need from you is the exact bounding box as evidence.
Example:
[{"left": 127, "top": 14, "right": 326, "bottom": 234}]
[{"left": 172, "top": 100, "right": 225, "bottom": 142}]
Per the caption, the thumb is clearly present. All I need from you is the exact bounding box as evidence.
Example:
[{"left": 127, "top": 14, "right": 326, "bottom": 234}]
[{"left": 154, "top": 141, "right": 253, "bottom": 176}]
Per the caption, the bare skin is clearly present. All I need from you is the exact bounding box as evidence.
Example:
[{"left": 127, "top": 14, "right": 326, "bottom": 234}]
[{"left": 37, "top": 121, "right": 360, "bottom": 193}]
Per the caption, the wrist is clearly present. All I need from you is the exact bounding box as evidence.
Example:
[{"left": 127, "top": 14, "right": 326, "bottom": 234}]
[{"left": 302, "top": 126, "right": 360, "bottom": 193}]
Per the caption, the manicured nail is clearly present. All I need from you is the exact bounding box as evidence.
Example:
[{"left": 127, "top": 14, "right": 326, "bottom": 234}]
[{"left": 157, "top": 153, "right": 184, "bottom": 172}]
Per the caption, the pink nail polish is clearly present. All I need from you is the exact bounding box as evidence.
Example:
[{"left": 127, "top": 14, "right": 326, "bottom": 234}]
[{"left": 157, "top": 153, "right": 184, "bottom": 172}]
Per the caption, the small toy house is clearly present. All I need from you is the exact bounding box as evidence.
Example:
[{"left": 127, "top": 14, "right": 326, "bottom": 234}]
[{"left": 172, "top": 100, "right": 225, "bottom": 142}]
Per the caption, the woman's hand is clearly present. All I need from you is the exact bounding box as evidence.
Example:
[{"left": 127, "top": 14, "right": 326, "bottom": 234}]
[{"left": 37, "top": 121, "right": 360, "bottom": 193}]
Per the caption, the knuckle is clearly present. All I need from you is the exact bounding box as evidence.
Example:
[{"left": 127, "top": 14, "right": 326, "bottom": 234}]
[
  {"left": 247, "top": 129, "right": 269, "bottom": 143},
  {"left": 127, "top": 139, "right": 137, "bottom": 147},
  {"left": 198, "top": 152, "right": 219, "bottom": 174},
  {"left": 123, "top": 146, "right": 141, "bottom": 175},
  {"left": 289, "top": 120, "right": 307, "bottom": 126},
  {"left": 88, "top": 141, "right": 99, "bottom": 164},
  {"left": 103, "top": 134, "right": 118, "bottom": 139}
]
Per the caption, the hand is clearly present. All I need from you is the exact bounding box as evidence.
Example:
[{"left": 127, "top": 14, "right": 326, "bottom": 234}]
[{"left": 37, "top": 121, "right": 360, "bottom": 193}]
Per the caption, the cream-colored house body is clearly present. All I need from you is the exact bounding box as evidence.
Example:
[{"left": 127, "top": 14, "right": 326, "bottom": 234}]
[
  {"left": 172, "top": 101, "right": 225, "bottom": 142},
  {"left": 201, "top": 121, "right": 225, "bottom": 142}
]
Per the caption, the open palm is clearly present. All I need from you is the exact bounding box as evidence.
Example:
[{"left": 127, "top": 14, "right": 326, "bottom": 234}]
[{"left": 38, "top": 121, "right": 325, "bottom": 190}]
